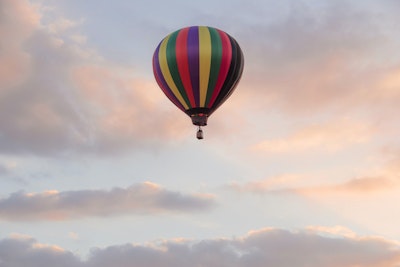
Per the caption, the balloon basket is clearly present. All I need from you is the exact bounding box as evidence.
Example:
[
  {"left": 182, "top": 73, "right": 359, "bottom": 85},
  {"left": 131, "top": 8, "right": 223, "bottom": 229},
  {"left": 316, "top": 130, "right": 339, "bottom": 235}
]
[{"left": 196, "top": 126, "right": 204, "bottom": 140}]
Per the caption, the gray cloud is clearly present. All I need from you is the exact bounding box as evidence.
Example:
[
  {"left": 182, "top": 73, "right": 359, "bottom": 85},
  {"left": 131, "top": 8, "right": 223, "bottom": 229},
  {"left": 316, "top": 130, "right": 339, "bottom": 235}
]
[
  {"left": 0, "top": 236, "right": 82, "bottom": 267},
  {"left": 238, "top": 1, "right": 400, "bottom": 115},
  {"left": 0, "top": 183, "right": 215, "bottom": 221},
  {"left": 0, "top": 31, "right": 88, "bottom": 155},
  {"left": 0, "top": 0, "right": 189, "bottom": 157},
  {"left": 0, "top": 0, "right": 96, "bottom": 156},
  {"left": 1, "top": 228, "right": 399, "bottom": 267}
]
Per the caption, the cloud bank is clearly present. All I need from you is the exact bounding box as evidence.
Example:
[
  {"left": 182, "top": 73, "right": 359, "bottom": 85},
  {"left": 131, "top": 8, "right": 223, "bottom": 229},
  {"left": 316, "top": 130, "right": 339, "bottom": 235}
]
[
  {"left": 241, "top": 1, "right": 400, "bottom": 115},
  {"left": 0, "top": 0, "right": 189, "bottom": 157},
  {"left": 229, "top": 146, "right": 400, "bottom": 196},
  {"left": 2, "top": 0, "right": 400, "bottom": 157},
  {"left": 0, "top": 182, "right": 215, "bottom": 221},
  {"left": 1, "top": 227, "right": 399, "bottom": 267},
  {"left": 251, "top": 118, "right": 373, "bottom": 154}
]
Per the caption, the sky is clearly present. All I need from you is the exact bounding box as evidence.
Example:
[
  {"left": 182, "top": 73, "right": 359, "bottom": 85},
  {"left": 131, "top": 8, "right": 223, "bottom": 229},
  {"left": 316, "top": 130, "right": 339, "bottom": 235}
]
[{"left": 1, "top": 0, "right": 400, "bottom": 266}]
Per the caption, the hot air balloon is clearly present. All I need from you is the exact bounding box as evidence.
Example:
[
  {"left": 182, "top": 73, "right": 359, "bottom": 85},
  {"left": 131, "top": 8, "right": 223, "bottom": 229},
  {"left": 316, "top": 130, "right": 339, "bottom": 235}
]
[{"left": 153, "top": 26, "right": 244, "bottom": 139}]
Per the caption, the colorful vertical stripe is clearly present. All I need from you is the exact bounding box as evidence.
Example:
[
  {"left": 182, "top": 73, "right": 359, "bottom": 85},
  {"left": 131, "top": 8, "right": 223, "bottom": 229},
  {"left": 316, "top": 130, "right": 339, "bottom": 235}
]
[{"left": 153, "top": 26, "right": 244, "bottom": 118}]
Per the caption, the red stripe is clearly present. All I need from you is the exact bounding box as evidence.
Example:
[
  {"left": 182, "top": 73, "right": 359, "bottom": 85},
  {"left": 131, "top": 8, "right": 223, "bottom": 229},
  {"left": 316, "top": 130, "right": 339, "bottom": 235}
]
[
  {"left": 176, "top": 27, "right": 196, "bottom": 107},
  {"left": 208, "top": 30, "right": 232, "bottom": 107}
]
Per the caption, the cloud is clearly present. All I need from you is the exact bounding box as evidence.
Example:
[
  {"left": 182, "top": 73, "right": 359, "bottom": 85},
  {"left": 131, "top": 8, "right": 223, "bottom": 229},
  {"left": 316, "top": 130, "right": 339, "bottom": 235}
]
[
  {"left": 227, "top": 174, "right": 304, "bottom": 194},
  {"left": 0, "top": 234, "right": 81, "bottom": 267},
  {"left": 0, "top": 0, "right": 191, "bottom": 157},
  {"left": 202, "top": 1, "right": 400, "bottom": 149},
  {"left": 0, "top": 0, "right": 40, "bottom": 90},
  {"left": 0, "top": 0, "right": 94, "bottom": 156},
  {"left": 0, "top": 182, "right": 215, "bottom": 221},
  {"left": 227, "top": 147, "right": 400, "bottom": 196},
  {"left": 2, "top": 227, "right": 400, "bottom": 267},
  {"left": 238, "top": 1, "right": 400, "bottom": 118},
  {"left": 228, "top": 175, "right": 399, "bottom": 196},
  {"left": 300, "top": 148, "right": 400, "bottom": 195},
  {"left": 2, "top": 0, "right": 400, "bottom": 156},
  {"left": 383, "top": 148, "right": 400, "bottom": 174},
  {"left": 69, "top": 64, "right": 190, "bottom": 154},
  {"left": 251, "top": 118, "right": 373, "bottom": 154},
  {"left": 292, "top": 176, "right": 399, "bottom": 198}
]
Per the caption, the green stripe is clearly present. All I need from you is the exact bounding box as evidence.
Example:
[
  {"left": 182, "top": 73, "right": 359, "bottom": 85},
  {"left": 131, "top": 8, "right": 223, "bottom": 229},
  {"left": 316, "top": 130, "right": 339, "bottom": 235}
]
[
  {"left": 205, "top": 27, "right": 222, "bottom": 106},
  {"left": 166, "top": 31, "right": 192, "bottom": 108}
]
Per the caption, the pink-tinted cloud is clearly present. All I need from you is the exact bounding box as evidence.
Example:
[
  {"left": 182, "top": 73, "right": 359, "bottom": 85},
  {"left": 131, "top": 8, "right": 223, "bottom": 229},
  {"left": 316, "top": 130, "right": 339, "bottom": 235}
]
[
  {"left": 228, "top": 146, "right": 400, "bottom": 195},
  {"left": 227, "top": 174, "right": 304, "bottom": 194},
  {"left": 228, "top": 174, "right": 399, "bottom": 196},
  {"left": 293, "top": 176, "right": 398, "bottom": 197},
  {"left": 2, "top": 227, "right": 400, "bottom": 267},
  {"left": 251, "top": 118, "right": 373, "bottom": 154},
  {"left": 0, "top": 0, "right": 92, "bottom": 155},
  {"left": 0, "top": 0, "right": 39, "bottom": 90},
  {"left": 240, "top": 2, "right": 400, "bottom": 116},
  {"left": 0, "top": 0, "right": 191, "bottom": 157},
  {"left": 0, "top": 182, "right": 216, "bottom": 221},
  {"left": 70, "top": 64, "right": 190, "bottom": 153},
  {"left": 300, "top": 148, "right": 400, "bottom": 196},
  {"left": 208, "top": 2, "right": 400, "bottom": 149},
  {"left": 2, "top": 0, "right": 400, "bottom": 157}
]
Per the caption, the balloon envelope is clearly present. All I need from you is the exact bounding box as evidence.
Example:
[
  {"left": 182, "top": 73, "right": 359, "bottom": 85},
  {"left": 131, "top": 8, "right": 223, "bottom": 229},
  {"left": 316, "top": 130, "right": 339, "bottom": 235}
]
[{"left": 153, "top": 26, "right": 244, "bottom": 127}]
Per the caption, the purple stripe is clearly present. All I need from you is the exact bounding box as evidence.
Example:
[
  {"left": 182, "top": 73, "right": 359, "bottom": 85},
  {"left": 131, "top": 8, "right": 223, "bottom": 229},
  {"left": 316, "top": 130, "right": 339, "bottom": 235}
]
[
  {"left": 187, "top": 26, "right": 200, "bottom": 106},
  {"left": 153, "top": 43, "right": 185, "bottom": 111}
]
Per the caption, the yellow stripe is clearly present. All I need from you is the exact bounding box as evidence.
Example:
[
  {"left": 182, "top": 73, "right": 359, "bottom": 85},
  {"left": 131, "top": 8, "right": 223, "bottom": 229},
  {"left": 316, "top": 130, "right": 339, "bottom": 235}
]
[
  {"left": 158, "top": 36, "right": 189, "bottom": 109},
  {"left": 198, "top": 26, "right": 211, "bottom": 107}
]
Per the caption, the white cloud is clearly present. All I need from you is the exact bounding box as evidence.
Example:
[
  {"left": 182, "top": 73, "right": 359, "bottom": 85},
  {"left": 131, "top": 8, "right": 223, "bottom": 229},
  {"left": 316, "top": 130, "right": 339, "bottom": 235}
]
[
  {"left": 0, "top": 182, "right": 216, "bottom": 221},
  {"left": 1, "top": 227, "right": 400, "bottom": 267}
]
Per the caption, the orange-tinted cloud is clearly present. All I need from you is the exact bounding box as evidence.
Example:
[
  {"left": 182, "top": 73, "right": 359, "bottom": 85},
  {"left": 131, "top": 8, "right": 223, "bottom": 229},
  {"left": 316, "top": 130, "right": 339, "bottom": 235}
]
[
  {"left": 298, "top": 176, "right": 399, "bottom": 196},
  {"left": 228, "top": 175, "right": 399, "bottom": 196},
  {"left": 0, "top": 0, "right": 191, "bottom": 156},
  {"left": 228, "top": 145, "right": 400, "bottom": 195},
  {"left": 0, "top": 182, "right": 216, "bottom": 221},
  {"left": 227, "top": 174, "right": 305, "bottom": 194},
  {"left": 0, "top": 0, "right": 39, "bottom": 90},
  {"left": 240, "top": 2, "right": 400, "bottom": 115},
  {"left": 71, "top": 64, "right": 190, "bottom": 149},
  {"left": 251, "top": 118, "right": 373, "bottom": 154}
]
